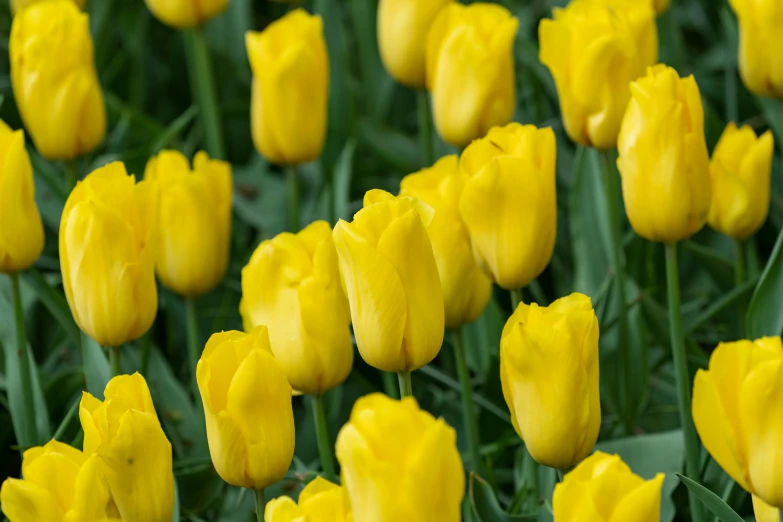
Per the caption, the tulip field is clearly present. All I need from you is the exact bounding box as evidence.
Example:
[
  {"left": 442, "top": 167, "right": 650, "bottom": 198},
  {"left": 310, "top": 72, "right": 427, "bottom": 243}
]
[{"left": 2, "top": 0, "right": 783, "bottom": 520}]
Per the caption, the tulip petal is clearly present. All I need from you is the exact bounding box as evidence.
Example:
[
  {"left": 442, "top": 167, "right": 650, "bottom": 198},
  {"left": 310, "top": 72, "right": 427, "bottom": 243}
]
[
  {"left": 752, "top": 495, "right": 781, "bottom": 522},
  {"left": 203, "top": 408, "right": 251, "bottom": 488},
  {"left": 21, "top": 443, "right": 83, "bottom": 512},
  {"left": 265, "top": 496, "right": 303, "bottom": 522},
  {"left": 0, "top": 478, "right": 65, "bottom": 522},
  {"left": 608, "top": 473, "right": 664, "bottom": 522}
]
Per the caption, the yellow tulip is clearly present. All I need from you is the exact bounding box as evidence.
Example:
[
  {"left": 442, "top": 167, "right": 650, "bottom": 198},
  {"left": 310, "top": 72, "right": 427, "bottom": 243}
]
[
  {"left": 11, "top": 0, "right": 85, "bottom": 12},
  {"left": 425, "top": 3, "right": 518, "bottom": 147},
  {"left": 692, "top": 337, "right": 783, "bottom": 509},
  {"left": 754, "top": 496, "right": 781, "bottom": 522},
  {"left": 196, "top": 327, "right": 295, "bottom": 490},
  {"left": 553, "top": 451, "right": 665, "bottom": 521},
  {"left": 240, "top": 221, "right": 352, "bottom": 396},
  {"left": 617, "top": 65, "right": 711, "bottom": 243},
  {"left": 246, "top": 10, "right": 329, "bottom": 165},
  {"left": 265, "top": 477, "right": 353, "bottom": 522},
  {"left": 459, "top": 123, "right": 557, "bottom": 290},
  {"left": 60, "top": 162, "right": 158, "bottom": 347},
  {"left": 539, "top": 0, "right": 657, "bottom": 150},
  {"left": 145, "top": 150, "right": 232, "bottom": 297},
  {"left": 144, "top": 0, "right": 228, "bottom": 29},
  {"left": 10, "top": 0, "right": 105, "bottom": 161},
  {"left": 500, "top": 293, "right": 600, "bottom": 469},
  {"left": 0, "top": 440, "right": 119, "bottom": 522},
  {"left": 730, "top": 0, "right": 783, "bottom": 98},
  {"left": 708, "top": 123, "right": 774, "bottom": 240},
  {"left": 0, "top": 121, "right": 44, "bottom": 274},
  {"left": 377, "top": 0, "right": 453, "bottom": 88},
  {"left": 400, "top": 155, "right": 492, "bottom": 327},
  {"left": 80, "top": 373, "right": 174, "bottom": 522},
  {"left": 335, "top": 393, "right": 464, "bottom": 521},
  {"left": 332, "top": 190, "right": 444, "bottom": 373}
]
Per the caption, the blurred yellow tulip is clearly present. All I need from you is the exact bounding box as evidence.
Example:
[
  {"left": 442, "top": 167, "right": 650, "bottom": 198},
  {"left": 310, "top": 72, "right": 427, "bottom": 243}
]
[
  {"left": 246, "top": 10, "right": 329, "bottom": 165},
  {"left": 265, "top": 477, "right": 353, "bottom": 522},
  {"left": 617, "top": 65, "right": 711, "bottom": 243},
  {"left": 335, "top": 393, "right": 464, "bottom": 521},
  {"left": 10, "top": 0, "right": 105, "bottom": 161},
  {"left": 425, "top": 3, "right": 518, "bottom": 147},
  {"left": 333, "top": 190, "right": 444, "bottom": 373},
  {"left": 459, "top": 123, "right": 557, "bottom": 290},
  {"left": 145, "top": 0, "right": 229, "bottom": 29},
  {"left": 730, "top": 0, "right": 783, "bottom": 98},
  {"left": 11, "top": 0, "right": 85, "bottom": 12}
]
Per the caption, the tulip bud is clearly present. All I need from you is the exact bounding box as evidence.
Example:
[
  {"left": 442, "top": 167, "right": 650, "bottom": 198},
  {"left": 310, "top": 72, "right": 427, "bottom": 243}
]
[
  {"left": 246, "top": 10, "right": 329, "bottom": 166},
  {"left": 400, "top": 155, "right": 492, "bottom": 327},
  {"left": 335, "top": 393, "right": 464, "bottom": 521},
  {"left": 553, "top": 451, "right": 665, "bottom": 521},
  {"left": 144, "top": 0, "right": 228, "bottom": 29},
  {"left": 708, "top": 123, "right": 774, "bottom": 240},
  {"left": 80, "top": 373, "right": 174, "bottom": 522},
  {"left": 265, "top": 477, "right": 352, "bottom": 522},
  {"left": 145, "top": 150, "right": 232, "bottom": 297},
  {"left": 10, "top": 0, "right": 105, "bottom": 161},
  {"left": 693, "top": 337, "right": 783, "bottom": 509},
  {"left": 333, "top": 190, "right": 444, "bottom": 372},
  {"left": 60, "top": 162, "right": 158, "bottom": 347},
  {"left": 0, "top": 121, "right": 44, "bottom": 274},
  {"left": 11, "top": 0, "right": 85, "bottom": 12},
  {"left": 426, "top": 3, "right": 518, "bottom": 147},
  {"left": 196, "top": 327, "right": 295, "bottom": 490},
  {"left": 500, "top": 293, "right": 600, "bottom": 469},
  {"left": 729, "top": 0, "right": 783, "bottom": 98},
  {"left": 459, "top": 123, "right": 557, "bottom": 290},
  {"left": 539, "top": 0, "right": 657, "bottom": 150},
  {"left": 617, "top": 65, "right": 711, "bottom": 243}
]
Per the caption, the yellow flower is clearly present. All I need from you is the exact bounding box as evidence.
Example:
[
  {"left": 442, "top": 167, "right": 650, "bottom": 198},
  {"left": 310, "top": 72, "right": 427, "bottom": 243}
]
[
  {"left": 10, "top": 0, "right": 105, "bottom": 161},
  {"left": 0, "top": 440, "right": 119, "bottom": 522},
  {"left": 11, "top": 0, "right": 85, "bottom": 12},
  {"left": 265, "top": 477, "right": 353, "bottom": 522},
  {"left": 617, "top": 65, "right": 711, "bottom": 243},
  {"left": 246, "top": 10, "right": 329, "bottom": 165},
  {"left": 79, "top": 373, "right": 174, "bottom": 522},
  {"left": 500, "top": 293, "right": 600, "bottom": 469},
  {"left": 196, "top": 327, "right": 295, "bottom": 490},
  {"left": 425, "top": 3, "right": 518, "bottom": 147},
  {"left": 708, "top": 123, "right": 774, "bottom": 240},
  {"left": 753, "top": 496, "right": 781, "bottom": 522},
  {"left": 692, "top": 337, "right": 783, "bottom": 509},
  {"left": 0, "top": 121, "right": 44, "bottom": 273},
  {"left": 59, "top": 162, "right": 158, "bottom": 347},
  {"left": 145, "top": 150, "right": 232, "bottom": 297},
  {"left": 400, "top": 155, "right": 492, "bottom": 327},
  {"left": 553, "top": 451, "right": 665, "bottom": 521},
  {"left": 144, "top": 0, "right": 229, "bottom": 29},
  {"left": 539, "top": 0, "right": 657, "bottom": 149},
  {"left": 459, "top": 123, "right": 557, "bottom": 290},
  {"left": 730, "top": 0, "right": 783, "bottom": 98},
  {"left": 332, "top": 190, "right": 444, "bottom": 373},
  {"left": 377, "top": 0, "right": 453, "bottom": 88},
  {"left": 335, "top": 393, "right": 464, "bottom": 521}
]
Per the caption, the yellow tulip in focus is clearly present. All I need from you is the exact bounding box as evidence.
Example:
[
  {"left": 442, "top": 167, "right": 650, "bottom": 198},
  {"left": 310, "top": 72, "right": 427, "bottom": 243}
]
[
  {"left": 753, "top": 497, "right": 781, "bottom": 522},
  {"left": 708, "top": 123, "right": 774, "bottom": 240},
  {"left": 400, "top": 156, "right": 492, "bottom": 327},
  {"left": 246, "top": 10, "right": 329, "bottom": 165},
  {"left": 145, "top": 150, "right": 232, "bottom": 297},
  {"left": 729, "top": 0, "right": 783, "bottom": 98},
  {"left": 60, "top": 162, "right": 158, "bottom": 347},
  {"left": 335, "top": 393, "right": 464, "bottom": 521},
  {"left": 144, "top": 0, "right": 229, "bottom": 29},
  {"left": 11, "top": 0, "right": 85, "bottom": 12},
  {"left": 196, "top": 327, "right": 295, "bottom": 490},
  {"left": 553, "top": 451, "right": 665, "bottom": 521},
  {"left": 459, "top": 123, "right": 557, "bottom": 290},
  {"left": 10, "top": 0, "right": 105, "bottom": 161},
  {"left": 80, "top": 373, "right": 174, "bottom": 522},
  {"left": 539, "top": 0, "right": 657, "bottom": 149},
  {"left": 332, "top": 190, "right": 444, "bottom": 373},
  {"left": 265, "top": 477, "right": 353, "bottom": 522},
  {"left": 617, "top": 65, "right": 711, "bottom": 243},
  {"left": 426, "top": 3, "right": 518, "bottom": 147}
]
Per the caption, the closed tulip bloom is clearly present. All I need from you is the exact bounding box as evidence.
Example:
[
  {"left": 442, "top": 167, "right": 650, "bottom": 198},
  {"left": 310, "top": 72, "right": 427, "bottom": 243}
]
[
  {"left": 553, "top": 451, "right": 665, "bottom": 521},
  {"left": 11, "top": 0, "right": 85, "bottom": 12},
  {"left": 246, "top": 10, "right": 329, "bottom": 165},
  {"left": 145, "top": 150, "right": 232, "bottom": 297},
  {"left": 333, "top": 190, "right": 444, "bottom": 372},
  {"left": 335, "top": 393, "right": 464, "bottom": 521},
  {"left": 730, "top": 0, "right": 783, "bottom": 98},
  {"left": 400, "top": 155, "right": 492, "bottom": 327},
  {"left": 539, "top": 0, "right": 657, "bottom": 150},
  {"left": 708, "top": 123, "right": 774, "bottom": 239},
  {"left": 60, "top": 162, "right": 158, "bottom": 347},
  {"left": 265, "top": 477, "right": 352, "bottom": 522},
  {"left": 459, "top": 123, "right": 557, "bottom": 290},
  {"left": 10, "top": 0, "right": 105, "bottom": 161},
  {"left": 144, "top": 0, "right": 228, "bottom": 29},
  {"left": 617, "top": 65, "right": 711, "bottom": 243},
  {"left": 196, "top": 327, "right": 295, "bottom": 490},
  {"left": 0, "top": 121, "right": 44, "bottom": 273},
  {"left": 426, "top": 3, "right": 518, "bottom": 147},
  {"left": 500, "top": 293, "right": 600, "bottom": 469},
  {"left": 80, "top": 373, "right": 174, "bottom": 522}
]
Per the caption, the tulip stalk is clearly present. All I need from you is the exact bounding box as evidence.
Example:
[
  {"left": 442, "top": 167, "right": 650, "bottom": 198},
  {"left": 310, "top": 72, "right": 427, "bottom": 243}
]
[
  {"left": 183, "top": 27, "right": 225, "bottom": 160},
  {"left": 309, "top": 394, "right": 336, "bottom": 481},
  {"left": 287, "top": 166, "right": 300, "bottom": 232},
  {"left": 417, "top": 91, "right": 434, "bottom": 166},
  {"left": 451, "top": 327, "right": 484, "bottom": 477},
  {"left": 185, "top": 298, "right": 200, "bottom": 397},
  {"left": 397, "top": 371, "right": 413, "bottom": 398},
  {"left": 10, "top": 273, "right": 38, "bottom": 447},
  {"left": 254, "top": 489, "right": 265, "bottom": 522},
  {"left": 109, "top": 346, "right": 121, "bottom": 377}
]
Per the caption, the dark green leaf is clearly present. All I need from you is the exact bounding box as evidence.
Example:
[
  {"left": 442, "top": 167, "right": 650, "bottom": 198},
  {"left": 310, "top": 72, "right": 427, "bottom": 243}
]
[
  {"left": 470, "top": 473, "right": 536, "bottom": 522},
  {"left": 81, "top": 333, "right": 110, "bottom": 398},
  {"left": 747, "top": 225, "right": 783, "bottom": 338},
  {"left": 676, "top": 474, "right": 745, "bottom": 522},
  {"left": 22, "top": 269, "right": 81, "bottom": 348},
  {"left": 333, "top": 139, "right": 356, "bottom": 222}
]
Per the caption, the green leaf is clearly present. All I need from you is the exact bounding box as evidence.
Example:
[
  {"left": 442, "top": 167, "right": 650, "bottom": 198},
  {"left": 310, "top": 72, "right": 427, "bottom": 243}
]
[
  {"left": 333, "top": 139, "right": 356, "bottom": 222},
  {"left": 81, "top": 333, "right": 111, "bottom": 398},
  {"left": 676, "top": 474, "right": 745, "bottom": 522},
  {"left": 150, "top": 105, "right": 198, "bottom": 154},
  {"left": 747, "top": 225, "right": 783, "bottom": 338},
  {"left": 470, "top": 473, "right": 536, "bottom": 522},
  {"left": 358, "top": 117, "right": 420, "bottom": 174},
  {"left": 21, "top": 269, "right": 81, "bottom": 349}
]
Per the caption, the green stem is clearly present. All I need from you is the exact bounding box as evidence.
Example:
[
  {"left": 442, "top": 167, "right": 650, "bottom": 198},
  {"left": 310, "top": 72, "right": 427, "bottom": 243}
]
[
  {"left": 397, "top": 371, "right": 413, "bottom": 398},
  {"left": 452, "top": 327, "right": 484, "bottom": 477},
  {"left": 287, "top": 165, "right": 300, "bottom": 232},
  {"left": 10, "top": 273, "right": 37, "bottom": 447},
  {"left": 417, "top": 90, "right": 434, "bottom": 167},
  {"left": 382, "top": 370, "right": 399, "bottom": 399},
  {"left": 664, "top": 243, "right": 703, "bottom": 522},
  {"left": 185, "top": 297, "right": 200, "bottom": 398},
  {"left": 309, "top": 394, "right": 336, "bottom": 481},
  {"left": 510, "top": 288, "right": 523, "bottom": 310},
  {"left": 109, "top": 345, "right": 121, "bottom": 377},
  {"left": 183, "top": 27, "right": 225, "bottom": 159},
  {"left": 65, "top": 160, "right": 77, "bottom": 193},
  {"left": 140, "top": 332, "right": 151, "bottom": 377},
  {"left": 254, "top": 489, "right": 265, "bottom": 522},
  {"left": 735, "top": 239, "right": 746, "bottom": 286}
]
